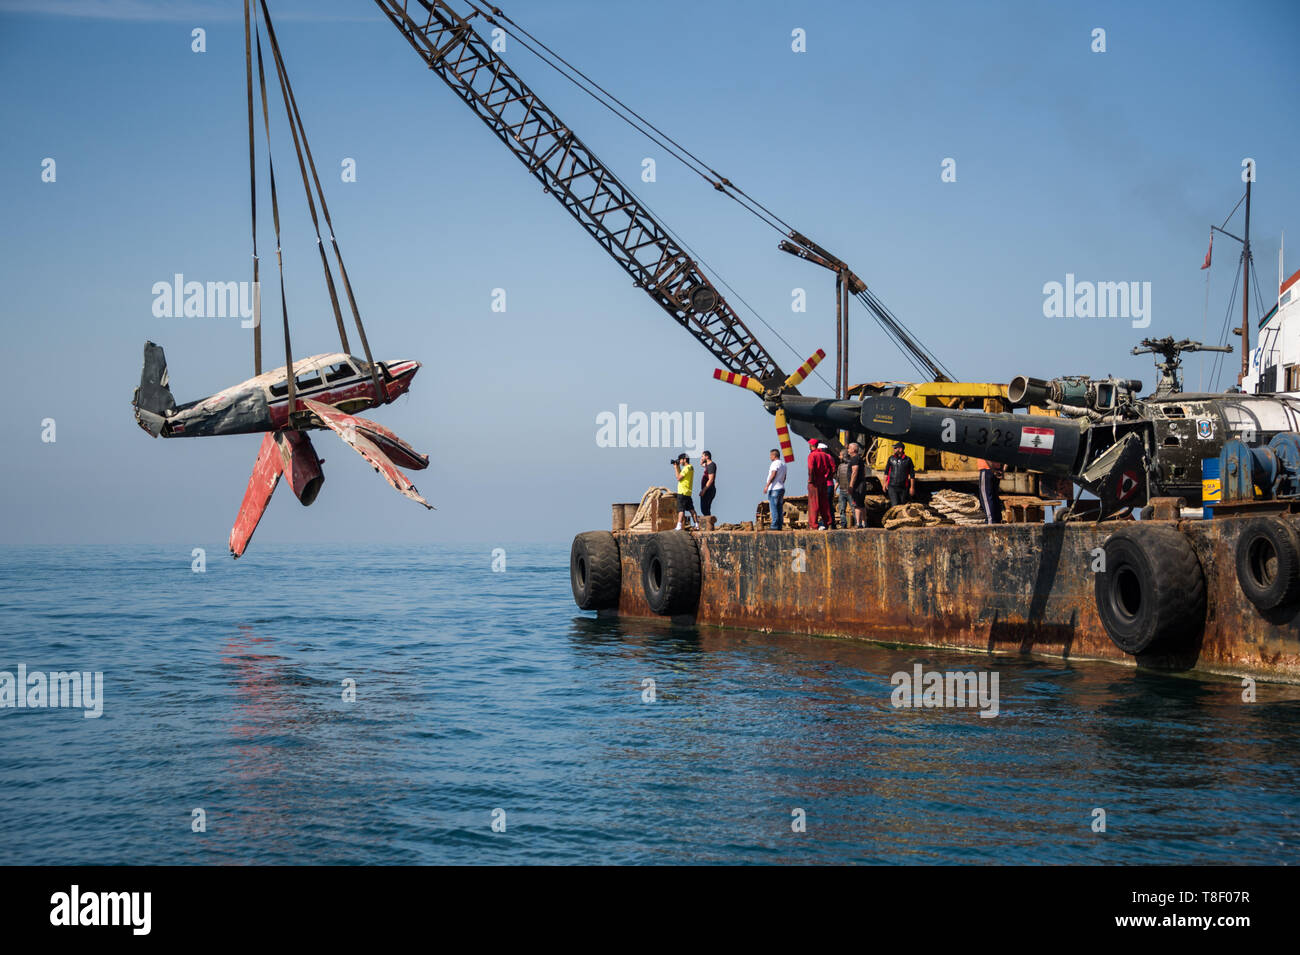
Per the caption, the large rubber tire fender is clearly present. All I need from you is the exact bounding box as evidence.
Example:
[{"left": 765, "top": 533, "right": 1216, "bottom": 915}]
[
  {"left": 571, "top": 531, "right": 621, "bottom": 610},
  {"left": 1094, "top": 526, "right": 1205, "bottom": 655},
  {"left": 1235, "top": 519, "right": 1300, "bottom": 611},
  {"left": 640, "top": 531, "right": 701, "bottom": 616}
]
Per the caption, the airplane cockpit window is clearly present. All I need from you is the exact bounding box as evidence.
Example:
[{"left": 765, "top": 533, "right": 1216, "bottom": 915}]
[
  {"left": 269, "top": 382, "right": 288, "bottom": 397},
  {"left": 296, "top": 371, "right": 323, "bottom": 390},
  {"left": 324, "top": 362, "right": 356, "bottom": 384}
]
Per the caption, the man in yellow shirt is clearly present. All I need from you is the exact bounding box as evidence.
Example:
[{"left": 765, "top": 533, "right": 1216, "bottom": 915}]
[{"left": 672, "top": 453, "right": 699, "bottom": 530}]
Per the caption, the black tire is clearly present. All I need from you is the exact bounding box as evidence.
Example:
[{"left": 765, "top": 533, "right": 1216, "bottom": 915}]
[
  {"left": 640, "top": 531, "right": 701, "bottom": 616},
  {"left": 1094, "top": 526, "right": 1205, "bottom": 654},
  {"left": 570, "top": 531, "right": 621, "bottom": 610},
  {"left": 1235, "top": 519, "right": 1300, "bottom": 611}
]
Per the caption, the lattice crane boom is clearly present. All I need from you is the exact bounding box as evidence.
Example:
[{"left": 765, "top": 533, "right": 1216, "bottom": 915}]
[{"left": 374, "top": 0, "right": 790, "bottom": 386}]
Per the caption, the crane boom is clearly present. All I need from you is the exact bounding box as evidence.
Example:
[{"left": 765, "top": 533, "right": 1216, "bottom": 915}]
[{"left": 374, "top": 0, "right": 790, "bottom": 386}]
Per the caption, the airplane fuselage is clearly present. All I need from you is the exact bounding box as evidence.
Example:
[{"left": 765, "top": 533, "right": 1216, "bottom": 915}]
[{"left": 158, "top": 353, "right": 419, "bottom": 438}]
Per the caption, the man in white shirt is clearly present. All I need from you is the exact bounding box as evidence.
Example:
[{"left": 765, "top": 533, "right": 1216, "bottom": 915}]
[{"left": 763, "top": 448, "right": 788, "bottom": 530}]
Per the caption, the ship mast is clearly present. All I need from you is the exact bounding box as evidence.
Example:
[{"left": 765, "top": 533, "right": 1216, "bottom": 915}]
[{"left": 1240, "top": 175, "right": 1252, "bottom": 385}]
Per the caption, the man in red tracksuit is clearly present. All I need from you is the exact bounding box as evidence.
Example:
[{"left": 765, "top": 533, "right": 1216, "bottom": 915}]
[{"left": 806, "top": 441, "right": 837, "bottom": 530}]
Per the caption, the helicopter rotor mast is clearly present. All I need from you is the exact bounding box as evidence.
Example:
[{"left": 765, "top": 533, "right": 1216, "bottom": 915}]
[{"left": 1131, "top": 337, "right": 1232, "bottom": 397}]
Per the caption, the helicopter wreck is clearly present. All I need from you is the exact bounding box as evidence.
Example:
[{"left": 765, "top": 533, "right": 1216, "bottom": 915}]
[{"left": 572, "top": 338, "right": 1300, "bottom": 685}]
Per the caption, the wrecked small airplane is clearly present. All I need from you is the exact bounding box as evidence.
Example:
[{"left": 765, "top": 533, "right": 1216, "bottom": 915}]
[{"left": 132, "top": 341, "right": 432, "bottom": 558}]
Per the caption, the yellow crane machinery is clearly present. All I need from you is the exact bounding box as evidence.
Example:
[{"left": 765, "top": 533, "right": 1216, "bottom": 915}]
[
  {"left": 850, "top": 381, "right": 1058, "bottom": 502},
  {"left": 778, "top": 233, "right": 1059, "bottom": 507}
]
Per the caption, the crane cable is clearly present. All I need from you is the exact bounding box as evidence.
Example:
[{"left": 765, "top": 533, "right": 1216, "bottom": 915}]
[
  {"left": 256, "top": 0, "right": 385, "bottom": 400},
  {"left": 465, "top": 2, "right": 798, "bottom": 237},
  {"left": 465, "top": 1, "right": 953, "bottom": 384},
  {"left": 243, "top": 0, "right": 261, "bottom": 375},
  {"left": 452, "top": 0, "right": 833, "bottom": 390},
  {"left": 855, "top": 287, "right": 954, "bottom": 381},
  {"left": 459, "top": 1, "right": 826, "bottom": 384},
  {"left": 643, "top": 193, "right": 836, "bottom": 394},
  {"left": 260, "top": 0, "right": 351, "bottom": 357},
  {"left": 247, "top": 0, "right": 295, "bottom": 414}
]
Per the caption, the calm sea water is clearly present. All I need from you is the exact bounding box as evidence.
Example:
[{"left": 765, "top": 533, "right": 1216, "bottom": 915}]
[{"left": 0, "top": 543, "right": 1297, "bottom": 865}]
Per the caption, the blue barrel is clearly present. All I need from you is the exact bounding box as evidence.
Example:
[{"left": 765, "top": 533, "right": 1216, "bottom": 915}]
[{"left": 1202, "top": 457, "right": 1221, "bottom": 518}]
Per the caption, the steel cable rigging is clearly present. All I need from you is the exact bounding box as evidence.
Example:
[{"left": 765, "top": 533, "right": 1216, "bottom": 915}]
[
  {"left": 467, "top": 1, "right": 955, "bottom": 384},
  {"left": 244, "top": 0, "right": 385, "bottom": 407}
]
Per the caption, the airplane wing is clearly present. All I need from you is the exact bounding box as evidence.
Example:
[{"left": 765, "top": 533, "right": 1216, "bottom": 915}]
[
  {"left": 301, "top": 398, "right": 433, "bottom": 509},
  {"left": 230, "top": 432, "right": 283, "bottom": 558},
  {"left": 311, "top": 407, "right": 428, "bottom": 471}
]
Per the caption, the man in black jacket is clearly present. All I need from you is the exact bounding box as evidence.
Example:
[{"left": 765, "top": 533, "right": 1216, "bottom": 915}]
[{"left": 884, "top": 442, "right": 915, "bottom": 508}]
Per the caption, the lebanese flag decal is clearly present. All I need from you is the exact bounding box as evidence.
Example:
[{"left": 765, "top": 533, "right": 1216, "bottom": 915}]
[
  {"left": 1020, "top": 426, "right": 1055, "bottom": 455},
  {"left": 1117, "top": 470, "right": 1139, "bottom": 501}
]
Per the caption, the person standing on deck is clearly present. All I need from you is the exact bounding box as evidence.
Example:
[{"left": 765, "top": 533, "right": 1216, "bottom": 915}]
[
  {"left": 820, "top": 443, "right": 837, "bottom": 527},
  {"left": 977, "top": 458, "right": 1004, "bottom": 524},
  {"left": 700, "top": 450, "right": 717, "bottom": 519},
  {"left": 672, "top": 453, "right": 699, "bottom": 531},
  {"left": 835, "top": 447, "right": 852, "bottom": 529},
  {"left": 763, "top": 449, "right": 787, "bottom": 530},
  {"left": 846, "top": 442, "right": 867, "bottom": 527},
  {"left": 884, "top": 441, "right": 915, "bottom": 508},
  {"left": 807, "top": 441, "right": 837, "bottom": 530}
]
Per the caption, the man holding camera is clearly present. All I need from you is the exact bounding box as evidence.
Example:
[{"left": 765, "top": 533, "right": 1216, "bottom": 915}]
[{"left": 672, "top": 453, "right": 700, "bottom": 531}]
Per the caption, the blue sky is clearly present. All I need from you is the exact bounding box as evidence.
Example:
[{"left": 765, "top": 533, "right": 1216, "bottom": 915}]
[{"left": 2, "top": 0, "right": 1298, "bottom": 549}]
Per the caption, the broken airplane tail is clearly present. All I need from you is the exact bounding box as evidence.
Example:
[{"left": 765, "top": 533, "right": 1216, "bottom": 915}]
[{"left": 133, "top": 341, "right": 177, "bottom": 437}]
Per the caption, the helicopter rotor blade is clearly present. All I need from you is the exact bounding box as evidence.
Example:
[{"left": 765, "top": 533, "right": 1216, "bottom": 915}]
[
  {"left": 783, "top": 349, "right": 827, "bottom": 389},
  {"left": 712, "top": 368, "right": 766, "bottom": 395},
  {"left": 774, "top": 407, "right": 795, "bottom": 463}
]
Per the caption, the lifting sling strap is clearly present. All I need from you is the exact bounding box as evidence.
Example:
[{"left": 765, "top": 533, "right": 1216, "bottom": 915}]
[
  {"left": 249, "top": 2, "right": 295, "bottom": 416},
  {"left": 243, "top": 0, "right": 261, "bottom": 375},
  {"left": 255, "top": 0, "right": 386, "bottom": 401}
]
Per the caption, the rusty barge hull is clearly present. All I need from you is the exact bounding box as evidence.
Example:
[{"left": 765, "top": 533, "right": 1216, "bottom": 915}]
[{"left": 599, "top": 520, "right": 1300, "bottom": 684}]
